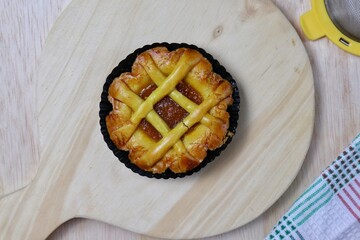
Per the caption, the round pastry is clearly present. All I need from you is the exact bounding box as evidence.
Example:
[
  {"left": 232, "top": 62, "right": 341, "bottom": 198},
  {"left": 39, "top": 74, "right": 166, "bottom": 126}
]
[{"left": 100, "top": 43, "right": 239, "bottom": 178}]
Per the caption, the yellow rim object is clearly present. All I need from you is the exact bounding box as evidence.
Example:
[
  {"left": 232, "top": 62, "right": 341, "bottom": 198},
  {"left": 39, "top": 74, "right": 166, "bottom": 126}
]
[{"left": 300, "top": 0, "right": 360, "bottom": 56}]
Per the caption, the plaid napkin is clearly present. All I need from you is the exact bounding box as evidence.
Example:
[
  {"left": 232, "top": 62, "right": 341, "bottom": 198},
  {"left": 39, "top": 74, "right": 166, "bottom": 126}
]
[{"left": 266, "top": 134, "right": 360, "bottom": 240}]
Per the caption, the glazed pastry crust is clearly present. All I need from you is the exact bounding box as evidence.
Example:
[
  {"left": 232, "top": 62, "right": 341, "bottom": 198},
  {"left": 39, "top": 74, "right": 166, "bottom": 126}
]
[{"left": 106, "top": 47, "right": 233, "bottom": 173}]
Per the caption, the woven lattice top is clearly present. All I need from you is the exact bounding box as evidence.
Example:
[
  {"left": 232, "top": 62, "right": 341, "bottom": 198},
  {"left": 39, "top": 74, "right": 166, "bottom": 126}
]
[{"left": 106, "top": 47, "right": 233, "bottom": 173}]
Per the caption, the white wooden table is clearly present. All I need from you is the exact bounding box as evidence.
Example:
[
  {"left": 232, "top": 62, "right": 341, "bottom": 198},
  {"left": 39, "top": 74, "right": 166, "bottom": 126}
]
[{"left": 1, "top": 0, "right": 359, "bottom": 239}]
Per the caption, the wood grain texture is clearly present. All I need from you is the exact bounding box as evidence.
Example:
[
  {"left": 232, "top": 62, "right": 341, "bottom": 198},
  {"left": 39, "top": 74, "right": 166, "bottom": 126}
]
[
  {"left": 0, "top": 0, "right": 72, "bottom": 198},
  {"left": 1, "top": 0, "right": 314, "bottom": 238},
  {"left": 0, "top": 0, "right": 358, "bottom": 240}
]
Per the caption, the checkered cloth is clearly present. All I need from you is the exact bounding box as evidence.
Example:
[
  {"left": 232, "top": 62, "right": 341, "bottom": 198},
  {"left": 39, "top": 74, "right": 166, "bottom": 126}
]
[{"left": 266, "top": 134, "right": 360, "bottom": 240}]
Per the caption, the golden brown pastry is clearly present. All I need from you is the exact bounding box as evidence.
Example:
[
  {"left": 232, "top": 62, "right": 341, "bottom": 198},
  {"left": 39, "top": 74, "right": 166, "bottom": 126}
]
[{"left": 106, "top": 47, "right": 233, "bottom": 174}]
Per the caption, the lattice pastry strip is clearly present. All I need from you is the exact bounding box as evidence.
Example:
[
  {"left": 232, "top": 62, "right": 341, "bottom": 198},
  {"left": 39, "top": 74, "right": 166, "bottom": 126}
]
[
  {"left": 106, "top": 47, "right": 233, "bottom": 173},
  {"left": 138, "top": 52, "right": 226, "bottom": 137},
  {"left": 110, "top": 50, "right": 202, "bottom": 143},
  {"left": 110, "top": 80, "right": 189, "bottom": 156},
  {"left": 138, "top": 81, "right": 231, "bottom": 168}
]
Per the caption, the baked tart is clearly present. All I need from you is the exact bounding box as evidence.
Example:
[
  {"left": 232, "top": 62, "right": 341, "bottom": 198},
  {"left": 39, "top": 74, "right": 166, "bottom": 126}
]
[{"left": 100, "top": 43, "right": 239, "bottom": 178}]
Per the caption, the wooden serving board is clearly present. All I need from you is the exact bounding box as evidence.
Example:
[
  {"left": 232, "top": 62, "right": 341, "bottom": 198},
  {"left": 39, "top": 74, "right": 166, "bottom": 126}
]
[{"left": 0, "top": 0, "right": 314, "bottom": 239}]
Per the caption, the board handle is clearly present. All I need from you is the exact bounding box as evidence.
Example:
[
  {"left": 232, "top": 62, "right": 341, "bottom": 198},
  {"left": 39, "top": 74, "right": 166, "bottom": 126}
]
[{"left": 0, "top": 184, "right": 70, "bottom": 239}]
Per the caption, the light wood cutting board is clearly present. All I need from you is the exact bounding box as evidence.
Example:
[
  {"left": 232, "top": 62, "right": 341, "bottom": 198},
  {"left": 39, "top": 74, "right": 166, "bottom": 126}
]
[{"left": 0, "top": 0, "right": 314, "bottom": 239}]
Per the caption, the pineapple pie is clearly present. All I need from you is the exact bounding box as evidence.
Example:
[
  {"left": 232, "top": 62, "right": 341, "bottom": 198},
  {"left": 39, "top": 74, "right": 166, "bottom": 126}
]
[{"left": 101, "top": 43, "right": 239, "bottom": 178}]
